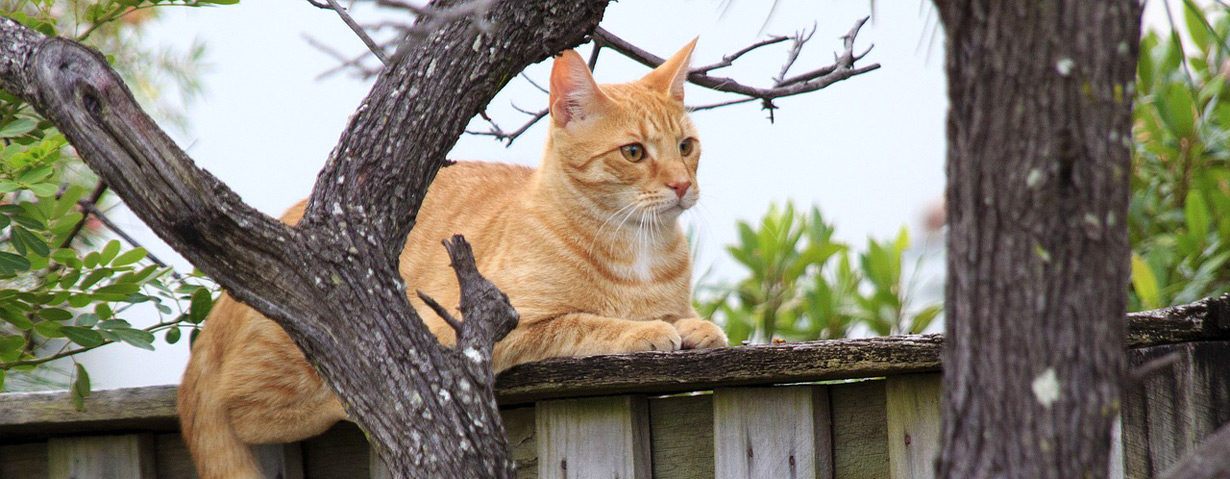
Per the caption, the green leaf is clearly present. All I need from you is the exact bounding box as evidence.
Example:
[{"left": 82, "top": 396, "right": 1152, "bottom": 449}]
[
  {"left": 110, "top": 328, "right": 155, "bottom": 351},
  {"left": 99, "top": 240, "right": 121, "bottom": 265},
  {"left": 0, "top": 252, "right": 31, "bottom": 275},
  {"left": 27, "top": 183, "right": 57, "bottom": 197},
  {"left": 79, "top": 268, "right": 112, "bottom": 289},
  {"left": 0, "top": 335, "right": 26, "bottom": 360},
  {"left": 94, "top": 283, "right": 139, "bottom": 296},
  {"left": 33, "top": 320, "right": 63, "bottom": 338},
  {"left": 67, "top": 293, "right": 92, "bottom": 309},
  {"left": 95, "top": 303, "right": 113, "bottom": 320},
  {"left": 52, "top": 185, "right": 84, "bottom": 218},
  {"left": 36, "top": 307, "right": 72, "bottom": 321},
  {"left": 165, "top": 327, "right": 182, "bottom": 344},
  {"left": 1132, "top": 254, "right": 1162, "bottom": 310},
  {"left": 76, "top": 313, "right": 99, "bottom": 327},
  {"left": 111, "top": 247, "right": 146, "bottom": 267},
  {"left": 10, "top": 226, "right": 49, "bottom": 257},
  {"left": 0, "top": 307, "right": 33, "bottom": 330},
  {"left": 1185, "top": 191, "right": 1210, "bottom": 240},
  {"left": 71, "top": 363, "right": 91, "bottom": 411},
  {"left": 0, "top": 119, "right": 36, "bottom": 138},
  {"left": 190, "top": 288, "right": 213, "bottom": 323},
  {"left": 51, "top": 248, "right": 80, "bottom": 267},
  {"left": 1156, "top": 82, "right": 1197, "bottom": 139},
  {"left": 59, "top": 269, "right": 81, "bottom": 289},
  {"left": 62, "top": 326, "right": 105, "bottom": 348},
  {"left": 16, "top": 165, "right": 53, "bottom": 184},
  {"left": 1184, "top": 2, "right": 1212, "bottom": 54}
]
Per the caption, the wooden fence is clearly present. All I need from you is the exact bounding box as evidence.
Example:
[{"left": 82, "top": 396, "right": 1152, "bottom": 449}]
[{"left": 1, "top": 295, "right": 1227, "bottom": 479}]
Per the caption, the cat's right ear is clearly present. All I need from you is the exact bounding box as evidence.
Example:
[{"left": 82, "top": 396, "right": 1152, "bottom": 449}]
[{"left": 550, "top": 50, "right": 609, "bottom": 127}]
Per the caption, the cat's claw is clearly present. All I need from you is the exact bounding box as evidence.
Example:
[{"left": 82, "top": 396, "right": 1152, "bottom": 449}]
[
  {"left": 620, "top": 320, "right": 682, "bottom": 352},
  {"left": 674, "top": 318, "right": 728, "bottom": 349}
]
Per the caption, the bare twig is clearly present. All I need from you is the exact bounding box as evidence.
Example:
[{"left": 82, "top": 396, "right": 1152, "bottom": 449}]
[
  {"left": 417, "top": 289, "right": 463, "bottom": 335},
  {"left": 307, "top": 0, "right": 389, "bottom": 64},
  {"left": 468, "top": 17, "right": 880, "bottom": 144},
  {"left": 58, "top": 182, "right": 107, "bottom": 249}
]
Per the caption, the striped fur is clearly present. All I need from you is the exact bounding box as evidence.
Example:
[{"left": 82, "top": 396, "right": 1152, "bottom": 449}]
[{"left": 178, "top": 40, "right": 726, "bottom": 478}]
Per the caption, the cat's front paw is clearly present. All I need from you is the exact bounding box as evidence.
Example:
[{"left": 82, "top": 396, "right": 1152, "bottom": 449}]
[
  {"left": 674, "top": 318, "right": 728, "bottom": 349},
  {"left": 618, "top": 320, "right": 682, "bottom": 352}
]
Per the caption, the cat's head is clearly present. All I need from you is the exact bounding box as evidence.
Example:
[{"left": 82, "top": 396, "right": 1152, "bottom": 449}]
[{"left": 544, "top": 39, "right": 700, "bottom": 225}]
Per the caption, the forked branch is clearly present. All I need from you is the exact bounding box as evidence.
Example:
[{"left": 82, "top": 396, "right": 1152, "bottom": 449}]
[{"left": 469, "top": 17, "right": 880, "bottom": 144}]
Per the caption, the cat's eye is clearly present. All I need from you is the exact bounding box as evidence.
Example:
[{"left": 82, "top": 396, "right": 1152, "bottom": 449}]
[
  {"left": 620, "top": 143, "right": 646, "bottom": 162},
  {"left": 679, "top": 138, "right": 696, "bottom": 156}
]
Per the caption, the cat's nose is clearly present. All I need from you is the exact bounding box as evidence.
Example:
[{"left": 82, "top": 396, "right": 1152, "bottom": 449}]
[{"left": 667, "top": 180, "right": 692, "bottom": 199}]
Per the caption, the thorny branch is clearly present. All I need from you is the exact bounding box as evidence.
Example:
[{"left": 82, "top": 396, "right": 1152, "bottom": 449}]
[{"left": 469, "top": 17, "right": 880, "bottom": 144}]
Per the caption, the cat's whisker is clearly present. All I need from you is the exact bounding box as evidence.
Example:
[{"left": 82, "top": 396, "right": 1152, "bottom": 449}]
[
  {"left": 588, "top": 201, "right": 639, "bottom": 257},
  {"left": 606, "top": 202, "right": 643, "bottom": 257}
]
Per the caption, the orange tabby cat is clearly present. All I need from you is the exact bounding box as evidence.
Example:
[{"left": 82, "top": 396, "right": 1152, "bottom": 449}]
[{"left": 178, "top": 40, "right": 726, "bottom": 479}]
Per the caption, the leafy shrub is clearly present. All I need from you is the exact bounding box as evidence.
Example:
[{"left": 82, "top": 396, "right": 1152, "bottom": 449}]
[{"left": 697, "top": 202, "right": 940, "bottom": 344}]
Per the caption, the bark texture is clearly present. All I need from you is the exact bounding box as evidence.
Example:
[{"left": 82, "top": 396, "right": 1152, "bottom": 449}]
[
  {"left": 0, "top": 0, "right": 608, "bottom": 475},
  {"left": 934, "top": 2, "right": 1141, "bottom": 478}
]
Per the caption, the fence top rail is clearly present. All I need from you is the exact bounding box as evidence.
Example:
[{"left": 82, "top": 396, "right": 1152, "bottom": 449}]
[{"left": 1, "top": 295, "right": 1226, "bottom": 440}]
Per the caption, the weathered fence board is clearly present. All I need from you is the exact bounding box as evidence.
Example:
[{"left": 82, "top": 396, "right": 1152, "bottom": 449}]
[
  {"left": 153, "top": 433, "right": 197, "bottom": 479},
  {"left": 0, "top": 297, "right": 1224, "bottom": 479},
  {"left": 1123, "top": 340, "right": 1230, "bottom": 478},
  {"left": 536, "top": 395, "right": 651, "bottom": 479},
  {"left": 713, "top": 386, "right": 831, "bottom": 479},
  {"left": 502, "top": 407, "right": 538, "bottom": 479},
  {"left": 649, "top": 394, "right": 714, "bottom": 479},
  {"left": 302, "top": 423, "right": 370, "bottom": 479},
  {"left": 886, "top": 374, "right": 942, "bottom": 479},
  {"left": 47, "top": 433, "right": 156, "bottom": 479},
  {"left": 830, "top": 380, "right": 889, "bottom": 479},
  {"left": 0, "top": 443, "right": 48, "bottom": 478}
]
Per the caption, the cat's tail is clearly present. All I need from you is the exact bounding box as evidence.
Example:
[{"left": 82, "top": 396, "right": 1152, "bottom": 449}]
[{"left": 179, "top": 340, "right": 264, "bottom": 479}]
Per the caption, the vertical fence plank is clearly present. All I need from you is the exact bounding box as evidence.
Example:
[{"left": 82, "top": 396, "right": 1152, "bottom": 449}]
[
  {"left": 369, "top": 450, "right": 390, "bottom": 479},
  {"left": 1123, "top": 341, "right": 1230, "bottom": 478},
  {"left": 831, "top": 380, "right": 888, "bottom": 479},
  {"left": 302, "top": 423, "right": 370, "bottom": 479},
  {"left": 502, "top": 407, "right": 538, "bottom": 479},
  {"left": 47, "top": 434, "right": 155, "bottom": 479},
  {"left": 536, "top": 395, "right": 650, "bottom": 479},
  {"left": 154, "top": 433, "right": 199, "bottom": 479},
  {"left": 650, "top": 394, "right": 715, "bottom": 479},
  {"left": 713, "top": 386, "right": 831, "bottom": 479},
  {"left": 886, "top": 374, "right": 942, "bottom": 479},
  {"left": 0, "top": 443, "right": 49, "bottom": 479},
  {"left": 253, "top": 443, "right": 304, "bottom": 479}
]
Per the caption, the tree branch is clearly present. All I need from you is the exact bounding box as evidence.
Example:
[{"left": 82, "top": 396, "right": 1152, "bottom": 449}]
[
  {"left": 307, "top": 0, "right": 390, "bottom": 64},
  {"left": 0, "top": 0, "right": 610, "bottom": 474},
  {"left": 467, "top": 18, "right": 880, "bottom": 144}
]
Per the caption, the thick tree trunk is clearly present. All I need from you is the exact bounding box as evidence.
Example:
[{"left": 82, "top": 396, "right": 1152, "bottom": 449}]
[
  {"left": 934, "top": 2, "right": 1140, "bottom": 478},
  {"left": 0, "top": 0, "right": 609, "bottom": 476}
]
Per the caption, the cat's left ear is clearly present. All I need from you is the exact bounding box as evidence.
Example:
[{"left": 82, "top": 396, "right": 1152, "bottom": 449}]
[{"left": 641, "top": 37, "right": 698, "bottom": 102}]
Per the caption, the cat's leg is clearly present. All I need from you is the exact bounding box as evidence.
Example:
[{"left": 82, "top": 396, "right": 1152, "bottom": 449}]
[
  {"left": 221, "top": 323, "right": 348, "bottom": 444},
  {"left": 491, "top": 313, "right": 681, "bottom": 371},
  {"left": 668, "top": 317, "right": 728, "bottom": 349}
]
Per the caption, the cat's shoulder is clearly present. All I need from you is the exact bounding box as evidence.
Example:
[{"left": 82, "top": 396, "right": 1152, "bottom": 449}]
[{"left": 438, "top": 160, "right": 534, "bottom": 184}]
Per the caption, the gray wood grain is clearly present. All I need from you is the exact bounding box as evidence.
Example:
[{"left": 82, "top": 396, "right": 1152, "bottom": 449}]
[
  {"left": 1123, "top": 340, "right": 1230, "bottom": 478},
  {"left": 47, "top": 433, "right": 155, "bottom": 479},
  {"left": 154, "top": 433, "right": 199, "bottom": 479},
  {"left": 649, "top": 395, "right": 715, "bottom": 479},
  {"left": 713, "top": 386, "right": 830, "bottom": 479},
  {"left": 253, "top": 443, "right": 304, "bottom": 479},
  {"left": 536, "top": 395, "right": 651, "bottom": 479},
  {"left": 502, "top": 407, "right": 538, "bottom": 479},
  {"left": 830, "top": 380, "right": 888, "bottom": 479},
  {"left": 0, "top": 443, "right": 48, "bottom": 479},
  {"left": 301, "top": 422, "right": 370, "bottom": 479},
  {"left": 885, "top": 374, "right": 942, "bottom": 479}
]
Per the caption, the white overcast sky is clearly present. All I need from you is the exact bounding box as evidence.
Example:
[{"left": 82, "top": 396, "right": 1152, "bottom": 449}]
[{"left": 76, "top": 0, "right": 1184, "bottom": 388}]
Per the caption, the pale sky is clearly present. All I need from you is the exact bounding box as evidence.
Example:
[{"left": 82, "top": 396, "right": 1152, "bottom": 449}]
[{"left": 80, "top": 0, "right": 952, "bottom": 388}]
